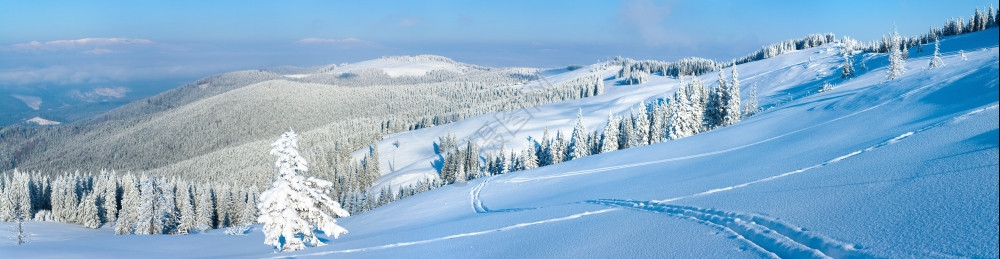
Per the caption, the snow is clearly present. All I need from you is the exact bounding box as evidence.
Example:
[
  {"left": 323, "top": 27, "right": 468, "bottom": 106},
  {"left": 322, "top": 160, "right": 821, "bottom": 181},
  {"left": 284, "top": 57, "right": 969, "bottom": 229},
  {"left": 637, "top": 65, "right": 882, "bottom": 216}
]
[
  {"left": 11, "top": 94, "right": 42, "bottom": 110},
  {"left": 25, "top": 117, "right": 60, "bottom": 125},
  {"left": 359, "top": 33, "right": 849, "bottom": 192},
  {"left": 282, "top": 74, "right": 309, "bottom": 79},
  {"left": 2, "top": 28, "right": 997, "bottom": 258},
  {"left": 328, "top": 55, "right": 469, "bottom": 77}
]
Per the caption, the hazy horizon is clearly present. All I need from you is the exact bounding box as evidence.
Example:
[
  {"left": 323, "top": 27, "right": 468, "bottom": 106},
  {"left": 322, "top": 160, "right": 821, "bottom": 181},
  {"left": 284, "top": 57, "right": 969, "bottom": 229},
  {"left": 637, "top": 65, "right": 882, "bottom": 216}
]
[{"left": 1, "top": 0, "right": 994, "bottom": 94}]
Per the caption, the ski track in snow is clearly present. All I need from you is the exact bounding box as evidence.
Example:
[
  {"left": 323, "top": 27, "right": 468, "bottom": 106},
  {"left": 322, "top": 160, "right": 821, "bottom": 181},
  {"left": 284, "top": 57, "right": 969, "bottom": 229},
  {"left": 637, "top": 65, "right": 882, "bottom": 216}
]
[
  {"left": 471, "top": 102, "right": 997, "bottom": 257},
  {"left": 656, "top": 102, "right": 998, "bottom": 203},
  {"left": 467, "top": 98, "right": 996, "bottom": 255},
  {"left": 587, "top": 199, "right": 872, "bottom": 259},
  {"left": 505, "top": 64, "right": 986, "bottom": 184},
  {"left": 470, "top": 177, "right": 490, "bottom": 213},
  {"left": 292, "top": 58, "right": 996, "bottom": 257},
  {"left": 280, "top": 208, "right": 618, "bottom": 257}
]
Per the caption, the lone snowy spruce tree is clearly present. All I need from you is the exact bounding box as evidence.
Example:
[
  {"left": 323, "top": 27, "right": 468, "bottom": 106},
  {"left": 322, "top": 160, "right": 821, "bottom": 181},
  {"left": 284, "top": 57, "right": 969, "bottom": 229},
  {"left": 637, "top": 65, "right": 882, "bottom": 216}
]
[
  {"left": 886, "top": 27, "right": 906, "bottom": 80},
  {"left": 927, "top": 38, "right": 944, "bottom": 69},
  {"left": 258, "top": 130, "right": 349, "bottom": 252}
]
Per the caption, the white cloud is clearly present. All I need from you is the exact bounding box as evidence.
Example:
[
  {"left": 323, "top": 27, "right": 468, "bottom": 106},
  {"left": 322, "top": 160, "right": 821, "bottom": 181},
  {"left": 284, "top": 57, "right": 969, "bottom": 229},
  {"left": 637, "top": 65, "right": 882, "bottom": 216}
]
[
  {"left": 296, "top": 37, "right": 369, "bottom": 44},
  {"left": 4, "top": 37, "right": 155, "bottom": 51},
  {"left": 399, "top": 18, "right": 421, "bottom": 27},
  {"left": 0, "top": 65, "right": 126, "bottom": 85},
  {"left": 294, "top": 38, "right": 381, "bottom": 49},
  {"left": 619, "top": 0, "right": 689, "bottom": 46},
  {"left": 83, "top": 48, "right": 114, "bottom": 55}
]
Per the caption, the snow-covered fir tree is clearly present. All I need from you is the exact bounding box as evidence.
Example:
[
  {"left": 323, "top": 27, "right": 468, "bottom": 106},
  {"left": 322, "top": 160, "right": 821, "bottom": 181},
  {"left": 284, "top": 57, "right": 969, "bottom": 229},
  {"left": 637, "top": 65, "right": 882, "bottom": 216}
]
[
  {"left": 134, "top": 177, "right": 175, "bottom": 235},
  {"left": 568, "top": 110, "right": 589, "bottom": 160},
  {"left": 633, "top": 106, "right": 650, "bottom": 146},
  {"left": 668, "top": 78, "right": 707, "bottom": 139},
  {"left": 649, "top": 103, "right": 669, "bottom": 143},
  {"left": 537, "top": 128, "right": 552, "bottom": 167},
  {"left": 0, "top": 170, "right": 31, "bottom": 221},
  {"left": 705, "top": 83, "right": 726, "bottom": 129},
  {"left": 592, "top": 76, "right": 605, "bottom": 96},
  {"left": 618, "top": 112, "right": 634, "bottom": 149},
  {"left": 521, "top": 144, "right": 538, "bottom": 170},
  {"left": 214, "top": 186, "right": 233, "bottom": 228},
  {"left": 462, "top": 142, "right": 480, "bottom": 179},
  {"left": 78, "top": 192, "right": 101, "bottom": 229},
  {"left": 258, "top": 130, "right": 349, "bottom": 252},
  {"left": 239, "top": 191, "right": 258, "bottom": 226},
  {"left": 98, "top": 171, "right": 118, "bottom": 224},
  {"left": 176, "top": 183, "right": 196, "bottom": 234},
  {"left": 887, "top": 27, "right": 906, "bottom": 80},
  {"left": 115, "top": 174, "right": 140, "bottom": 235},
  {"left": 722, "top": 65, "right": 741, "bottom": 127},
  {"left": 842, "top": 54, "right": 855, "bottom": 78},
  {"left": 600, "top": 113, "right": 620, "bottom": 153},
  {"left": 551, "top": 130, "right": 566, "bottom": 164},
  {"left": 928, "top": 38, "right": 944, "bottom": 69},
  {"left": 194, "top": 185, "right": 214, "bottom": 232},
  {"left": 743, "top": 83, "right": 760, "bottom": 117}
]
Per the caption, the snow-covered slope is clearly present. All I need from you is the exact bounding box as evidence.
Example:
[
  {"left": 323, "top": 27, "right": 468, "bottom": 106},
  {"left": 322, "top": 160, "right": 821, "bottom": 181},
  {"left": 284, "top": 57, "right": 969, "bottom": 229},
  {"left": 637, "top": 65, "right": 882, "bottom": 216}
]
[
  {"left": 327, "top": 55, "right": 473, "bottom": 77},
  {"left": 363, "top": 35, "right": 848, "bottom": 191},
  {"left": 2, "top": 29, "right": 997, "bottom": 258},
  {"left": 25, "top": 117, "right": 60, "bottom": 125},
  {"left": 324, "top": 28, "right": 1000, "bottom": 258}
]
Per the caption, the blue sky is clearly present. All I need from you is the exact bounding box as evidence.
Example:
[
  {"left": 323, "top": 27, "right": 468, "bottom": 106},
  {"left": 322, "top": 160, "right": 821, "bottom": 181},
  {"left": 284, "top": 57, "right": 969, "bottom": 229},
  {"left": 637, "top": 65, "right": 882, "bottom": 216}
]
[{"left": 0, "top": 0, "right": 995, "bottom": 93}]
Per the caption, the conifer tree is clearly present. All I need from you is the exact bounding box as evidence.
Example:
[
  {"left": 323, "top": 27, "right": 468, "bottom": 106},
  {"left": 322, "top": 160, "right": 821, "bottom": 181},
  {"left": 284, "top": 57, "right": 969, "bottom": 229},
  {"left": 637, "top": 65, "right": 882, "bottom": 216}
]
[
  {"left": 194, "top": 185, "right": 214, "bottom": 232},
  {"left": 887, "top": 27, "right": 906, "bottom": 80},
  {"left": 567, "top": 110, "right": 589, "bottom": 160},
  {"left": 649, "top": 104, "right": 668, "bottom": 143},
  {"left": 705, "top": 84, "right": 725, "bottom": 129},
  {"left": 135, "top": 178, "right": 175, "bottom": 235},
  {"left": 239, "top": 191, "right": 258, "bottom": 226},
  {"left": 462, "top": 142, "right": 479, "bottom": 179},
  {"left": 618, "top": 114, "right": 634, "bottom": 149},
  {"left": 633, "top": 106, "right": 651, "bottom": 146},
  {"left": 78, "top": 192, "right": 101, "bottom": 229},
  {"left": 521, "top": 144, "right": 538, "bottom": 170},
  {"left": 722, "top": 65, "right": 741, "bottom": 127},
  {"left": 176, "top": 183, "right": 196, "bottom": 234},
  {"left": 551, "top": 131, "right": 566, "bottom": 164},
  {"left": 842, "top": 54, "right": 855, "bottom": 78},
  {"left": 115, "top": 174, "right": 140, "bottom": 235},
  {"left": 538, "top": 128, "right": 552, "bottom": 166},
  {"left": 99, "top": 171, "right": 118, "bottom": 224},
  {"left": 743, "top": 83, "right": 759, "bottom": 117},
  {"left": 600, "top": 113, "right": 620, "bottom": 153},
  {"left": 258, "top": 130, "right": 349, "bottom": 252},
  {"left": 928, "top": 38, "right": 944, "bottom": 69}
]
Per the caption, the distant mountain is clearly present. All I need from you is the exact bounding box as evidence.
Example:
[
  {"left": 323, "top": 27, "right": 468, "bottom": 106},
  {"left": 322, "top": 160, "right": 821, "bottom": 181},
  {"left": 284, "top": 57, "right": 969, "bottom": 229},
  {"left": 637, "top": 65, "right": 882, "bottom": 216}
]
[
  {"left": 0, "top": 78, "right": 188, "bottom": 127},
  {"left": 0, "top": 55, "right": 600, "bottom": 188}
]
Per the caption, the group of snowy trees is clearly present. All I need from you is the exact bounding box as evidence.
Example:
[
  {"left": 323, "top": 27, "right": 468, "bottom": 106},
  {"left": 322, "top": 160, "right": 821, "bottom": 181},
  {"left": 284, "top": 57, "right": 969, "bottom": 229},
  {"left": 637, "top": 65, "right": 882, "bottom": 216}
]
[
  {"left": 440, "top": 139, "right": 481, "bottom": 184},
  {"left": 732, "top": 34, "right": 838, "bottom": 66},
  {"left": 939, "top": 7, "right": 998, "bottom": 37},
  {"left": 0, "top": 169, "right": 258, "bottom": 235},
  {"left": 425, "top": 66, "right": 753, "bottom": 189},
  {"left": 611, "top": 57, "right": 719, "bottom": 79}
]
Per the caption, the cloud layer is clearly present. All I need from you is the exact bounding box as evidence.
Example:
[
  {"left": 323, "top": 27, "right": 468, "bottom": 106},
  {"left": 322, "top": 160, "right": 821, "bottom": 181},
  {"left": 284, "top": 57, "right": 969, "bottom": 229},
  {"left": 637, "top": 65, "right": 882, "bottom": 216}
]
[{"left": 5, "top": 37, "right": 155, "bottom": 52}]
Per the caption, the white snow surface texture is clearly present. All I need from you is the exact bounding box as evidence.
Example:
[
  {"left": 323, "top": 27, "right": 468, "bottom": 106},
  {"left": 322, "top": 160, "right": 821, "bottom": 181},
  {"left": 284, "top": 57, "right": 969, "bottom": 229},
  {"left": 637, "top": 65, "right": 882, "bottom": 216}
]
[{"left": 2, "top": 29, "right": 997, "bottom": 258}]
